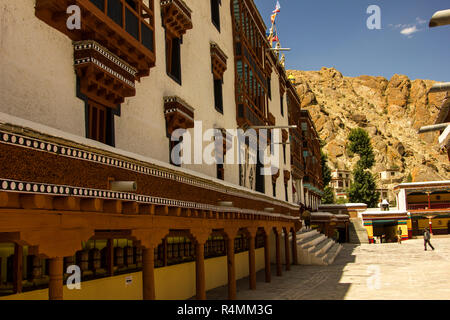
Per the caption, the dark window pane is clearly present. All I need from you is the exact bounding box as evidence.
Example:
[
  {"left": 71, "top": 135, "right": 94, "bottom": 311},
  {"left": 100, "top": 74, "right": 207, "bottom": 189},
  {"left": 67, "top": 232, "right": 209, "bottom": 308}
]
[
  {"left": 125, "top": 7, "right": 139, "bottom": 40},
  {"left": 170, "top": 37, "right": 181, "bottom": 81},
  {"left": 141, "top": 23, "right": 154, "bottom": 51},
  {"left": 125, "top": 0, "right": 137, "bottom": 10},
  {"left": 214, "top": 79, "right": 223, "bottom": 113},
  {"left": 211, "top": 0, "right": 220, "bottom": 31},
  {"left": 98, "top": 108, "right": 105, "bottom": 143},
  {"left": 90, "top": 0, "right": 105, "bottom": 11},
  {"left": 91, "top": 106, "right": 98, "bottom": 140},
  {"left": 108, "top": 0, "right": 123, "bottom": 26}
]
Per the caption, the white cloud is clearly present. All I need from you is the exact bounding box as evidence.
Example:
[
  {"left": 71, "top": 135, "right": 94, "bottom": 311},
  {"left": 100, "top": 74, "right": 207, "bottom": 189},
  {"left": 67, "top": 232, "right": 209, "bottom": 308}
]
[
  {"left": 400, "top": 25, "right": 418, "bottom": 36},
  {"left": 389, "top": 17, "right": 426, "bottom": 38},
  {"left": 416, "top": 17, "right": 427, "bottom": 25}
]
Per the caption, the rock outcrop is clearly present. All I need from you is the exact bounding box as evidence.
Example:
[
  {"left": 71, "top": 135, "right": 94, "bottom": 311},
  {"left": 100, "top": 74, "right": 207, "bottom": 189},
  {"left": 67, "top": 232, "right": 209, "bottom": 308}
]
[{"left": 288, "top": 67, "right": 449, "bottom": 182}]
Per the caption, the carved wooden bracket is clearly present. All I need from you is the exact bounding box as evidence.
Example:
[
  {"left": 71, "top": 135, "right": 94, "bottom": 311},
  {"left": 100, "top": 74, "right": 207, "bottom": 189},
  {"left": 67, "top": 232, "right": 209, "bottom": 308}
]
[
  {"left": 74, "top": 40, "right": 137, "bottom": 108},
  {"left": 164, "top": 96, "right": 195, "bottom": 136},
  {"left": 267, "top": 112, "right": 276, "bottom": 126},
  {"left": 0, "top": 229, "right": 94, "bottom": 258},
  {"left": 210, "top": 42, "right": 228, "bottom": 80},
  {"left": 272, "top": 169, "right": 280, "bottom": 184},
  {"left": 131, "top": 228, "right": 170, "bottom": 249},
  {"left": 282, "top": 129, "right": 288, "bottom": 143},
  {"left": 189, "top": 228, "right": 211, "bottom": 244},
  {"left": 160, "top": 0, "right": 193, "bottom": 38},
  {"left": 283, "top": 170, "right": 291, "bottom": 184}
]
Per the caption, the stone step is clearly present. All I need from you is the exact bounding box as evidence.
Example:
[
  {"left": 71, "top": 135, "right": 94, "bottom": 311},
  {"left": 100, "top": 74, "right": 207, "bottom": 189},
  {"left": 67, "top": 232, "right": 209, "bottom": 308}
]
[
  {"left": 324, "top": 243, "right": 342, "bottom": 265},
  {"left": 298, "top": 233, "right": 324, "bottom": 249},
  {"left": 310, "top": 238, "right": 334, "bottom": 256},
  {"left": 349, "top": 218, "right": 369, "bottom": 244},
  {"left": 296, "top": 229, "right": 318, "bottom": 240}
]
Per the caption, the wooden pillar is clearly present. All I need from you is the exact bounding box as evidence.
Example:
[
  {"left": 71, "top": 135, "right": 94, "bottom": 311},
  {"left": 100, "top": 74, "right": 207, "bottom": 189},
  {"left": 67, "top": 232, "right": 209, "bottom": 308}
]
[
  {"left": 226, "top": 236, "right": 236, "bottom": 300},
  {"left": 264, "top": 233, "right": 271, "bottom": 283},
  {"left": 48, "top": 257, "right": 63, "bottom": 300},
  {"left": 162, "top": 238, "right": 168, "bottom": 267},
  {"left": 13, "top": 243, "right": 23, "bottom": 294},
  {"left": 248, "top": 234, "right": 256, "bottom": 290},
  {"left": 291, "top": 229, "right": 298, "bottom": 265},
  {"left": 195, "top": 241, "right": 206, "bottom": 300},
  {"left": 427, "top": 192, "right": 431, "bottom": 210},
  {"left": 284, "top": 229, "right": 290, "bottom": 271},
  {"left": 107, "top": 238, "right": 114, "bottom": 276},
  {"left": 142, "top": 246, "right": 155, "bottom": 300},
  {"left": 275, "top": 230, "right": 282, "bottom": 277}
]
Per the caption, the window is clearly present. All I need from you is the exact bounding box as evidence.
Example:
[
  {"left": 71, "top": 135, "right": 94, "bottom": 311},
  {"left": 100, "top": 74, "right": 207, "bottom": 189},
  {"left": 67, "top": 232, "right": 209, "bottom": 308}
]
[
  {"left": 217, "top": 163, "right": 224, "bottom": 180},
  {"left": 267, "top": 77, "right": 272, "bottom": 100},
  {"left": 272, "top": 182, "right": 276, "bottom": 197},
  {"left": 280, "top": 94, "right": 284, "bottom": 116},
  {"left": 284, "top": 183, "right": 288, "bottom": 202},
  {"left": 210, "top": 0, "right": 221, "bottom": 31},
  {"left": 214, "top": 79, "right": 224, "bottom": 113},
  {"left": 283, "top": 144, "right": 286, "bottom": 164},
  {"left": 255, "top": 161, "right": 265, "bottom": 193},
  {"left": 166, "top": 34, "right": 182, "bottom": 84},
  {"left": 86, "top": 101, "right": 115, "bottom": 146}
]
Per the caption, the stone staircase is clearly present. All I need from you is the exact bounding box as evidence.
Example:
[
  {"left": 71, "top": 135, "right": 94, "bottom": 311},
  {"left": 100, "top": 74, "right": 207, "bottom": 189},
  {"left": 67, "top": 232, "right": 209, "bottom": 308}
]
[
  {"left": 349, "top": 218, "right": 370, "bottom": 244},
  {"left": 296, "top": 228, "right": 343, "bottom": 265}
]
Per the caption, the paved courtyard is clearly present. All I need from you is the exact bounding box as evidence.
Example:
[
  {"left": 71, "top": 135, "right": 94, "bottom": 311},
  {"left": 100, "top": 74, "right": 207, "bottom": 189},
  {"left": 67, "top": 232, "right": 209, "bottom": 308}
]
[{"left": 206, "top": 237, "right": 450, "bottom": 300}]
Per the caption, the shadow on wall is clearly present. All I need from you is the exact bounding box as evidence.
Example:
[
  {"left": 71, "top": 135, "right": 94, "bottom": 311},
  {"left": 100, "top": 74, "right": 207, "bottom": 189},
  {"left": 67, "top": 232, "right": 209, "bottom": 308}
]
[{"left": 200, "top": 244, "right": 359, "bottom": 300}]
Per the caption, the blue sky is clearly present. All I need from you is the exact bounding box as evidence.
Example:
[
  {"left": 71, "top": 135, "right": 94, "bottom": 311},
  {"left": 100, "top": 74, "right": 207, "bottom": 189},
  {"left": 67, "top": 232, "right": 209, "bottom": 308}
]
[{"left": 254, "top": 0, "right": 450, "bottom": 81}]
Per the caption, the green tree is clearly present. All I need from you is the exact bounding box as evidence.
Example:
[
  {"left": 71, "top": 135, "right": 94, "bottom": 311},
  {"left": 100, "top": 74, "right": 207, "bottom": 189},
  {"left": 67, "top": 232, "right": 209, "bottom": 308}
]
[
  {"left": 348, "top": 128, "right": 375, "bottom": 169},
  {"left": 321, "top": 151, "right": 332, "bottom": 186},
  {"left": 405, "top": 173, "right": 413, "bottom": 182},
  {"left": 347, "top": 128, "right": 379, "bottom": 207},
  {"left": 348, "top": 166, "right": 380, "bottom": 207},
  {"left": 320, "top": 151, "right": 333, "bottom": 204},
  {"left": 322, "top": 186, "right": 334, "bottom": 204}
]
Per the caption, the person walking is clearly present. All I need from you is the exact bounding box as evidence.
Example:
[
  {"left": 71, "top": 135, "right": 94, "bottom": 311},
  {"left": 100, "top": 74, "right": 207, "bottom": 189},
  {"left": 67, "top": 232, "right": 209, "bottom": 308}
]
[
  {"left": 302, "top": 210, "right": 311, "bottom": 230},
  {"left": 397, "top": 227, "right": 402, "bottom": 244},
  {"left": 423, "top": 227, "right": 434, "bottom": 251}
]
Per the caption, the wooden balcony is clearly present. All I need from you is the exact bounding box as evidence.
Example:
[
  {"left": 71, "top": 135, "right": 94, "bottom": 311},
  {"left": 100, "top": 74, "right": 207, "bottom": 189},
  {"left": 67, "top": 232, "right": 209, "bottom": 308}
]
[
  {"left": 291, "top": 156, "right": 305, "bottom": 180},
  {"left": 408, "top": 203, "right": 450, "bottom": 211},
  {"left": 36, "top": 0, "right": 156, "bottom": 78},
  {"left": 237, "top": 103, "right": 265, "bottom": 128},
  {"left": 210, "top": 42, "right": 228, "bottom": 80},
  {"left": 160, "top": 0, "right": 193, "bottom": 38},
  {"left": 74, "top": 40, "right": 137, "bottom": 108},
  {"left": 164, "top": 96, "right": 195, "bottom": 136}
]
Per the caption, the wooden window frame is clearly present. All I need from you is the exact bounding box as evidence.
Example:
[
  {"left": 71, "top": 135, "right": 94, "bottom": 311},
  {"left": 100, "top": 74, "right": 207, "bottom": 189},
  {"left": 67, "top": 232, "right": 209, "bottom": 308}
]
[
  {"left": 217, "top": 163, "right": 224, "bottom": 180},
  {"left": 165, "top": 32, "right": 182, "bottom": 85},
  {"left": 214, "top": 78, "right": 224, "bottom": 114},
  {"left": 86, "top": 100, "right": 115, "bottom": 146},
  {"left": 211, "top": 0, "right": 221, "bottom": 31}
]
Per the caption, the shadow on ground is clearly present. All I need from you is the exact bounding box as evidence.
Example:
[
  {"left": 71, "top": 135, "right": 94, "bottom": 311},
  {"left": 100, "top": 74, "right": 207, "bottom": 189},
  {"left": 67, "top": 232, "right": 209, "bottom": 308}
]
[{"left": 196, "top": 244, "right": 359, "bottom": 300}]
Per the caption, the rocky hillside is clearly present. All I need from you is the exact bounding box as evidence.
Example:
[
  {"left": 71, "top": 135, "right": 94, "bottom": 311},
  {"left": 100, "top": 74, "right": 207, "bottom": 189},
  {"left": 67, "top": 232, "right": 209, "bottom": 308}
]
[{"left": 287, "top": 67, "right": 450, "bottom": 182}]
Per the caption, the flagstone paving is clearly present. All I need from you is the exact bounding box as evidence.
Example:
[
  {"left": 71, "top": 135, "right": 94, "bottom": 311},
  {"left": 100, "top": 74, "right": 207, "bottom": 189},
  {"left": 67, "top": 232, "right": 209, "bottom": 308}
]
[{"left": 205, "top": 237, "right": 450, "bottom": 300}]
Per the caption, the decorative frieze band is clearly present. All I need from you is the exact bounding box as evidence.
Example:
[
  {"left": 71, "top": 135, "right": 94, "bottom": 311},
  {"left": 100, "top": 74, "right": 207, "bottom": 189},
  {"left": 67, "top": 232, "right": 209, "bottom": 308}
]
[
  {"left": 0, "top": 130, "right": 299, "bottom": 212},
  {"left": 0, "top": 178, "right": 298, "bottom": 220}
]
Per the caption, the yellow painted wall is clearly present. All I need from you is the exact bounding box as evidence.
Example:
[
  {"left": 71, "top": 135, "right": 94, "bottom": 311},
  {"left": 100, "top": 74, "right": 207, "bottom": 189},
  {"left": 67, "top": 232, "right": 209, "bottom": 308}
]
[
  {"left": 417, "top": 217, "right": 450, "bottom": 230},
  {"left": 0, "top": 248, "right": 266, "bottom": 300},
  {"left": 364, "top": 225, "right": 374, "bottom": 238},
  {"left": 398, "top": 224, "right": 408, "bottom": 238},
  {"left": 408, "top": 193, "right": 450, "bottom": 203}
]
